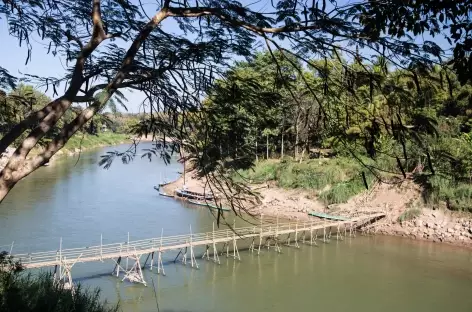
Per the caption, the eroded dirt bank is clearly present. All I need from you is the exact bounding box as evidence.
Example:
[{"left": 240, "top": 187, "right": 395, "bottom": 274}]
[{"left": 162, "top": 169, "right": 472, "bottom": 248}]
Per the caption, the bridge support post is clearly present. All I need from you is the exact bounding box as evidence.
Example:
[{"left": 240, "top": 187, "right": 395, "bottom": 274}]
[
  {"left": 302, "top": 221, "right": 306, "bottom": 244},
  {"left": 150, "top": 252, "right": 155, "bottom": 270},
  {"left": 225, "top": 230, "right": 230, "bottom": 257},
  {"left": 142, "top": 252, "right": 151, "bottom": 269},
  {"left": 53, "top": 250, "right": 59, "bottom": 282},
  {"left": 57, "top": 253, "right": 82, "bottom": 292},
  {"left": 121, "top": 252, "right": 147, "bottom": 286},
  {"left": 308, "top": 220, "right": 318, "bottom": 246},
  {"left": 212, "top": 222, "right": 220, "bottom": 264},
  {"left": 257, "top": 224, "right": 263, "bottom": 255},
  {"left": 249, "top": 226, "right": 256, "bottom": 253},
  {"left": 232, "top": 230, "right": 240, "bottom": 261},
  {"left": 113, "top": 256, "right": 122, "bottom": 277},
  {"left": 266, "top": 227, "right": 272, "bottom": 250},
  {"left": 189, "top": 226, "right": 198, "bottom": 269},
  {"left": 53, "top": 264, "right": 58, "bottom": 282},
  {"left": 336, "top": 224, "right": 344, "bottom": 241},
  {"left": 202, "top": 244, "right": 210, "bottom": 260},
  {"left": 202, "top": 232, "right": 210, "bottom": 260},
  {"left": 126, "top": 232, "right": 130, "bottom": 270},
  {"left": 156, "top": 228, "right": 165, "bottom": 274},
  {"left": 286, "top": 223, "right": 291, "bottom": 246},
  {"left": 59, "top": 256, "right": 74, "bottom": 291},
  {"left": 157, "top": 250, "right": 165, "bottom": 275},
  {"left": 349, "top": 222, "right": 356, "bottom": 237},
  {"left": 294, "top": 219, "right": 300, "bottom": 248},
  {"left": 180, "top": 246, "right": 188, "bottom": 265}
]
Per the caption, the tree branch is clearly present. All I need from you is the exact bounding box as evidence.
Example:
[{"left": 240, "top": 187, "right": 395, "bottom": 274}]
[
  {"left": 65, "top": 30, "right": 84, "bottom": 49},
  {"left": 167, "top": 7, "right": 324, "bottom": 34}
]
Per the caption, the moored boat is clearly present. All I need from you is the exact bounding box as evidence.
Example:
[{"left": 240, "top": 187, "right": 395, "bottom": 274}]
[
  {"left": 307, "top": 211, "right": 349, "bottom": 221},
  {"left": 175, "top": 188, "right": 214, "bottom": 200},
  {"left": 159, "top": 190, "right": 174, "bottom": 198},
  {"left": 187, "top": 199, "right": 230, "bottom": 211}
]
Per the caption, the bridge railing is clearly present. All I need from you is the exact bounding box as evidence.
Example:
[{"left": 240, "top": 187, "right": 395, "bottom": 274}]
[{"left": 10, "top": 214, "right": 385, "bottom": 268}]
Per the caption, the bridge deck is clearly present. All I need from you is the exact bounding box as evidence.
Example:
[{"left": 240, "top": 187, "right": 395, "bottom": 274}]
[{"left": 11, "top": 213, "right": 385, "bottom": 269}]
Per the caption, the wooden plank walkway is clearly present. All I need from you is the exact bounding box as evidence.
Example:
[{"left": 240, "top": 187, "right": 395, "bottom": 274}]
[{"left": 11, "top": 212, "right": 385, "bottom": 270}]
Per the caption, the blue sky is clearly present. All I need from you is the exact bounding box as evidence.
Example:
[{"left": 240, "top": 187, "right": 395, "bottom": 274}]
[{"left": 0, "top": 0, "right": 452, "bottom": 113}]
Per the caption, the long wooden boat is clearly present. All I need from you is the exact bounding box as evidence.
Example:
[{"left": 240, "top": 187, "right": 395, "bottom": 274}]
[
  {"left": 308, "top": 211, "right": 349, "bottom": 221},
  {"left": 175, "top": 188, "right": 214, "bottom": 200},
  {"left": 187, "top": 200, "right": 230, "bottom": 211},
  {"left": 159, "top": 190, "right": 174, "bottom": 198},
  {"left": 153, "top": 186, "right": 174, "bottom": 198}
]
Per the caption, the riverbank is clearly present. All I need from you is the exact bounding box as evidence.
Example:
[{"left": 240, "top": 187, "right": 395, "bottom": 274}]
[
  {"left": 0, "top": 132, "right": 128, "bottom": 171},
  {"left": 162, "top": 159, "right": 472, "bottom": 248}
]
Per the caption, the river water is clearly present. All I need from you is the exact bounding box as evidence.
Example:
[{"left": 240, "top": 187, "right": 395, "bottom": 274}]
[{"left": 1, "top": 143, "right": 472, "bottom": 312}]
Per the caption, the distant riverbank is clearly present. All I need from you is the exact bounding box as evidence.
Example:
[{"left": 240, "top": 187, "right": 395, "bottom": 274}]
[{"left": 0, "top": 132, "right": 129, "bottom": 171}]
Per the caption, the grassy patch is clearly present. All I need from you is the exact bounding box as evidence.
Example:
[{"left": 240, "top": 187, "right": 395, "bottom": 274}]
[
  {"left": 238, "top": 157, "right": 373, "bottom": 203},
  {"left": 398, "top": 208, "right": 421, "bottom": 223},
  {"left": 424, "top": 175, "right": 472, "bottom": 212},
  {"left": 62, "top": 132, "right": 127, "bottom": 153},
  {"left": 318, "top": 174, "right": 374, "bottom": 204},
  {"left": 238, "top": 159, "right": 279, "bottom": 183}
]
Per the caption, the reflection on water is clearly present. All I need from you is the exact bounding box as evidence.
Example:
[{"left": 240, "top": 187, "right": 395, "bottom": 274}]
[{"left": 0, "top": 143, "right": 472, "bottom": 312}]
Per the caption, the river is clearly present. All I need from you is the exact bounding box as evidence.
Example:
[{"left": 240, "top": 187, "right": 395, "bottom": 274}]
[{"left": 1, "top": 143, "right": 472, "bottom": 312}]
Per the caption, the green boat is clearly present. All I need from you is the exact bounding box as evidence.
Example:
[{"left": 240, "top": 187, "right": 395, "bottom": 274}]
[
  {"left": 308, "top": 211, "right": 349, "bottom": 221},
  {"left": 188, "top": 200, "right": 230, "bottom": 211}
]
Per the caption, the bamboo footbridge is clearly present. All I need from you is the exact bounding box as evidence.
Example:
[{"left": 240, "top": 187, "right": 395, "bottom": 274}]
[{"left": 9, "top": 212, "right": 385, "bottom": 288}]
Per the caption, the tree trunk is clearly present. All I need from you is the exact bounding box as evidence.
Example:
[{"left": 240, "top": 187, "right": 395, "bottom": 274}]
[
  {"left": 255, "top": 139, "right": 258, "bottom": 163},
  {"left": 281, "top": 116, "right": 285, "bottom": 159},
  {"left": 281, "top": 132, "right": 284, "bottom": 159},
  {"left": 295, "top": 119, "right": 299, "bottom": 160},
  {"left": 0, "top": 7, "right": 172, "bottom": 203},
  {"left": 0, "top": 178, "right": 13, "bottom": 204},
  {"left": 299, "top": 149, "right": 305, "bottom": 163},
  {"left": 266, "top": 134, "right": 269, "bottom": 160}
]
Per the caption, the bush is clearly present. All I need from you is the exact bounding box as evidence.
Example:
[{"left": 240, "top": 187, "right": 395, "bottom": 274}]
[
  {"left": 424, "top": 175, "right": 472, "bottom": 212},
  {"left": 238, "top": 160, "right": 278, "bottom": 183},
  {"left": 237, "top": 158, "right": 375, "bottom": 203},
  {"left": 0, "top": 252, "right": 117, "bottom": 312},
  {"left": 398, "top": 208, "right": 422, "bottom": 223},
  {"left": 318, "top": 173, "right": 374, "bottom": 204}
]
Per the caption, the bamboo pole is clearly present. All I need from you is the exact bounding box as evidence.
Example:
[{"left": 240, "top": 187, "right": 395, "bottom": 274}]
[{"left": 126, "top": 232, "right": 129, "bottom": 270}]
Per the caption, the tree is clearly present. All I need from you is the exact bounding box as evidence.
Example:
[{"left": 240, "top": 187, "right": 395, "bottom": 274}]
[{"left": 1, "top": 0, "right": 472, "bottom": 203}]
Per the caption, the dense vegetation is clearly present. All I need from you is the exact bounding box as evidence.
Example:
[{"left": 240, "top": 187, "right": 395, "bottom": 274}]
[
  {"left": 192, "top": 51, "right": 472, "bottom": 211},
  {"left": 1, "top": 0, "right": 472, "bottom": 202},
  {"left": 0, "top": 85, "right": 139, "bottom": 154},
  {"left": 0, "top": 252, "right": 117, "bottom": 312}
]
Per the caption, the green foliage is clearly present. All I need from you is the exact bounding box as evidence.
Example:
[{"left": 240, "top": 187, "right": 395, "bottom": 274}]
[
  {"left": 319, "top": 174, "right": 375, "bottom": 204},
  {"left": 238, "top": 158, "right": 376, "bottom": 204},
  {"left": 202, "top": 49, "right": 472, "bottom": 212},
  {"left": 0, "top": 252, "right": 117, "bottom": 312},
  {"left": 237, "top": 160, "right": 279, "bottom": 183},
  {"left": 239, "top": 158, "right": 373, "bottom": 202},
  {"left": 422, "top": 175, "right": 472, "bottom": 212}
]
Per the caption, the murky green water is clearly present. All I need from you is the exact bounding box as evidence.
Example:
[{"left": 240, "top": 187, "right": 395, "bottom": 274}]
[{"left": 1, "top": 143, "right": 472, "bottom": 312}]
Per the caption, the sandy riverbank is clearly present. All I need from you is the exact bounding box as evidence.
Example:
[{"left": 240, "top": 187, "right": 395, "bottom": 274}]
[{"left": 162, "top": 167, "right": 472, "bottom": 248}]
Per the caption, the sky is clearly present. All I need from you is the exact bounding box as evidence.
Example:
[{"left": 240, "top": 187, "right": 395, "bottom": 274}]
[{"left": 0, "top": 0, "right": 452, "bottom": 113}]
